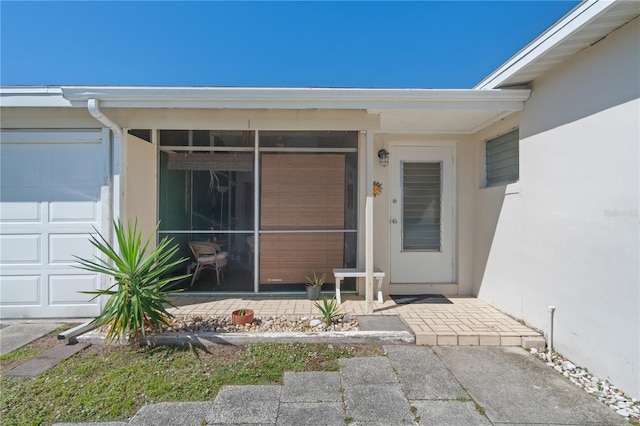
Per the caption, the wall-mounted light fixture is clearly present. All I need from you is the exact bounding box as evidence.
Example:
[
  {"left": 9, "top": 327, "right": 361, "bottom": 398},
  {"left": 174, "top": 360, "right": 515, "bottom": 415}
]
[{"left": 378, "top": 148, "right": 390, "bottom": 167}]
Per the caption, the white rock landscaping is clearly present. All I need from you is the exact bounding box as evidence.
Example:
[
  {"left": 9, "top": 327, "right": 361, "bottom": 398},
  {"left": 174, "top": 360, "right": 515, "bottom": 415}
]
[
  {"left": 530, "top": 348, "right": 639, "bottom": 423},
  {"left": 163, "top": 314, "right": 360, "bottom": 333}
]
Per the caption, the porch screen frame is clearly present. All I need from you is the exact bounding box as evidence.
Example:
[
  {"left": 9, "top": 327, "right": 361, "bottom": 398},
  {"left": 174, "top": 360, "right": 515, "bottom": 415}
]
[{"left": 156, "top": 129, "right": 358, "bottom": 293}]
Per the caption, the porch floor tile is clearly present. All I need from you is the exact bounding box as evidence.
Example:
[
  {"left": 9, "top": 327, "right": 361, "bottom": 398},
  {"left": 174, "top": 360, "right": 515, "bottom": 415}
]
[{"left": 166, "top": 296, "right": 543, "bottom": 347}]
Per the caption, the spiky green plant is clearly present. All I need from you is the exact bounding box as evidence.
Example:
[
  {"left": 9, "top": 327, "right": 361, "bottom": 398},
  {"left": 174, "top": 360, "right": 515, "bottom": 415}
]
[
  {"left": 305, "top": 271, "right": 326, "bottom": 287},
  {"left": 314, "top": 295, "right": 342, "bottom": 327},
  {"left": 75, "top": 220, "right": 189, "bottom": 343}
]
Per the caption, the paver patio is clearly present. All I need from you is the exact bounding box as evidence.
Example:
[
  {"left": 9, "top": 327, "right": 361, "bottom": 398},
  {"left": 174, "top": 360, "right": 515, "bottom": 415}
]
[{"left": 166, "top": 296, "right": 543, "bottom": 347}]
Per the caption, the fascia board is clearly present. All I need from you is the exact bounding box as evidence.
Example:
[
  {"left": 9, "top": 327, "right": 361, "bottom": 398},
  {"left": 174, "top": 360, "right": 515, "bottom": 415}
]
[
  {"left": 60, "top": 87, "right": 530, "bottom": 110},
  {"left": 0, "top": 86, "right": 72, "bottom": 107},
  {"left": 475, "top": 0, "right": 615, "bottom": 89}
]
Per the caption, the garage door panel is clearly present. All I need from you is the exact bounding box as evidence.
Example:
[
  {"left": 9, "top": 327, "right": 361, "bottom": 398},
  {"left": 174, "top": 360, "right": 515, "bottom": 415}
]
[
  {"left": 0, "top": 132, "right": 107, "bottom": 318},
  {"left": 0, "top": 234, "right": 41, "bottom": 264},
  {"left": 49, "top": 275, "right": 98, "bottom": 305},
  {"left": 0, "top": 275, "right": 41, "bottom": 305},
  {"left": 49, "top": 200, "right": 98, "bottom": 223},
  {"left": 0, "top": 201, "right": 42, "bottom": 222},
  {"left": 42, "top": 187, "right": 102, "bottom": 204},
  {"left": 0, "top": 148, "right": 43, "bottom": 187},
  {"left": 49, "top": 148, "right": 104, "bottom": 187},
  {"left": 49, "top": 233, "right": 95, "bottom": 264}
]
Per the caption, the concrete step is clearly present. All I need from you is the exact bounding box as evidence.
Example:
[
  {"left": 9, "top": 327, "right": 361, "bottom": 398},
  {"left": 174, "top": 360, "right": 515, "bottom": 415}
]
[{"left": 415, "top": 331, "right": 545, "bottom": 348}]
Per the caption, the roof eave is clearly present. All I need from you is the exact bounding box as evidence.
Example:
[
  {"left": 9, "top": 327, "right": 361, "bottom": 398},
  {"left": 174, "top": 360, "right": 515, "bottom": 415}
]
[
  {"left": 475, "top": 0, "right": 630, "bottom": 89},
  {"left": 59, "top": 86, "right": 530, "bottom": 110}
]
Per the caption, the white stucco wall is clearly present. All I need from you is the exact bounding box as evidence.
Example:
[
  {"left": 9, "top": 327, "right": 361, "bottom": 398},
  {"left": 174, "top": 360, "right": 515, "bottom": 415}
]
[
  {"left": 476, "top": 18, "right": 640, "bottom": 397},
  {"left": 0, "top": 107, "right": 99, "bottom": 128},
  {"left": 471, "top": 112, "right": 521, "bottom": 292},
  {"left": 123, "top": 133, "right": 157, "bottom": 242}
]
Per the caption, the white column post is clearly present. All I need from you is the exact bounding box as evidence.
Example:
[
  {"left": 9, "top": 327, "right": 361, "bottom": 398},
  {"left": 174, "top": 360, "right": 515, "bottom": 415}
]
[
  {"left": 254, "top": 130, "right": 260, "bottom": 293},
  {"left": 365, "top": 130, "right": 374, "bottom": 313}
]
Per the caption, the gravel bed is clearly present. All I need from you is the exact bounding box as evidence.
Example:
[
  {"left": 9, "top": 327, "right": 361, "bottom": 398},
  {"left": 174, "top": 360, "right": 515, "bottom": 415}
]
[
  {"left": 530, "top": 348, "right": 639, "bottom": 423},
  {"left": 161, "top": 314, "right": 360, "bottom": 333}
]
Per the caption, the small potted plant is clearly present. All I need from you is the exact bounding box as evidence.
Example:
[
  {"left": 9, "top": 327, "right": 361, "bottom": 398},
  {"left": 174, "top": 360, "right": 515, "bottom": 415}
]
[
  {"left": 305, "top": 271, "right": 326, "bottom": 300},
  {"left": 231, "top": 308, "right": 254, "bottom": 325}
]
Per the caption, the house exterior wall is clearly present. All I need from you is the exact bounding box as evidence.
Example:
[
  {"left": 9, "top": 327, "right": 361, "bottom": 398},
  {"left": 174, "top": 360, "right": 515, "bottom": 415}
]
[
  {"left": 100, "top": 108, "right": 379, "bottom": 131},
  {"left": 0, "top": 107, "right": 99, "bottom": 128},
  {"left": 123, "top": 133, "right": 157, "bottom": 241},
  {"left": 471, "top": 112, "right": 521, "bottom": 291},
  {"left": 475, "top": 18, "right": 640, "bottom": 397}
]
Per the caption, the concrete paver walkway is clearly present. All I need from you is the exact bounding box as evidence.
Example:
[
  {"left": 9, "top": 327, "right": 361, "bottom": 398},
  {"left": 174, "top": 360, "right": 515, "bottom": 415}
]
[
  {"left": 167, "top": 296, "right": 543, "bottom": 347},
  {"left": 52, "top": 345, "right": 625, "bottom": 426}
]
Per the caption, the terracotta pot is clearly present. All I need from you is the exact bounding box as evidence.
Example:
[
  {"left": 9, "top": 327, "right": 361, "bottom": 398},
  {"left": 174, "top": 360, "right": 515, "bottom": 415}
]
[{"left": 231, "top": 309, "right": 254, "bottom": 325}]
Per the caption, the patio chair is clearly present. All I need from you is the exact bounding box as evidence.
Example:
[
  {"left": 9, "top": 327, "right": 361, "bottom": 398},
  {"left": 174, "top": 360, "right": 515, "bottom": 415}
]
[{"left": 188, "top": 241, "right": 229, "bottom": 287}]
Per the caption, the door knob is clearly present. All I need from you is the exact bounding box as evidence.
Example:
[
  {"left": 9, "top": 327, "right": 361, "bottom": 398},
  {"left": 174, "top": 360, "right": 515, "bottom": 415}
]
[{"left": 392, "top": 219, "right": 398, "bottom": 224}]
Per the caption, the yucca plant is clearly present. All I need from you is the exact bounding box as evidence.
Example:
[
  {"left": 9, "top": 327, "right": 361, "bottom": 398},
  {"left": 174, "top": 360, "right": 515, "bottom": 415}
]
[
  {"left": 75, "top": 220, "right": 189, "bottom": 343},
  {"left": 314, "top": 295, "right": 343, "bottom": 328},
  {"left": 305, "top": 271, "right": 326, "bottom": 287}
]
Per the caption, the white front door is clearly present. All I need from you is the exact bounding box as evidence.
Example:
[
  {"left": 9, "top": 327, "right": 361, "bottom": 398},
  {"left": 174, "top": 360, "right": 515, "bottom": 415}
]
[{"left": 390, "top": 145, "right": 454, "bottom": 284}]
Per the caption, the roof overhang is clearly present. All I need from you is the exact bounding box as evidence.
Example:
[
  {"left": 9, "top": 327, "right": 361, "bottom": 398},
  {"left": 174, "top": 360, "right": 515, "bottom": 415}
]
[
  {"left": 1, "top": 85, "right": 530, "bottom": 134},
  {"left": 55, "top": 86, "right": 530, "bottom": 110},
  {"left": 476, "top": 0, "right": 640, "bottom": 89}
]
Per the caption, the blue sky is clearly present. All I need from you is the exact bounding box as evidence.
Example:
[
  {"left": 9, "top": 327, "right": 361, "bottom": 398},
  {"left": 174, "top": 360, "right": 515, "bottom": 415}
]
[{"left": 1, "top": 1, "right": 579, "bottom": 88}]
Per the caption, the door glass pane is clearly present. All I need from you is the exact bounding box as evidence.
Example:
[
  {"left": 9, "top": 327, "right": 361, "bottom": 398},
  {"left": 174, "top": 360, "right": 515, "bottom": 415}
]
[{"left": 402, "top": 162, "right": 441, "bottom": 251}]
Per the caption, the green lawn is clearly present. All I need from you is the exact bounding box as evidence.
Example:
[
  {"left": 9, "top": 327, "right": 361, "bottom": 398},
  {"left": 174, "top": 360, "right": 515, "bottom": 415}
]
[
  {"left": 1, "top": 342, "right": 381, "bottom": 425},
  {"left": 0, "top": 326, "right": 70, "bottom": 371}
]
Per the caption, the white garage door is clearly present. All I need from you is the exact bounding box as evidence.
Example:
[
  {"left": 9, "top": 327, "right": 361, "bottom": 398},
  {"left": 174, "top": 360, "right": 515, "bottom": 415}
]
[{"left": 0, "top": 130, "right": 109, "bottom": 318}]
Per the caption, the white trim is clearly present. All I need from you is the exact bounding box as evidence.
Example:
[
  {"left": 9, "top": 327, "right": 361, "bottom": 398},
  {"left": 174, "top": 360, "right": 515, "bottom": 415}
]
[
  {"left": 159, "top": 146, "right": 254, "bottom": 152},
  {"left": 259, "top": 147, "right": 358, "bottom": 153},
  {"left": 505, "top": 181, "right": 521, "bottom": 195},
  {"left": 100, "top": 128, "right": 112, "bottom": 305},
  {"left": 111, "top": 130, "right": 122, "bottom": 227},
  {"left": 365, "top": 130, "right": 374, "bottom": 313},
  {"left": 59, "top": 86, "right": 530, "bottom": 108},
  {"left": 154, "top": 128, "right": 160, "bottom": 247},
  {"left": 2, "top": 85, "right": 529, "bottom": 111},
  {"left": 0, "top": 87, "right": 72, "bottom": 107},
  {"left": 253, "top": 130, "right": 260, "bottom": 293}
]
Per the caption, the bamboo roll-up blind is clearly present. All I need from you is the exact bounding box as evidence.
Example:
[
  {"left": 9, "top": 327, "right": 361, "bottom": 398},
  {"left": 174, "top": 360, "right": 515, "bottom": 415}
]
[
  {"left": 260, "top": 233, "right": 344, "bottom": 284},
  {"left": 260, "top": 154, "right": 345, "bottom": 284},
  {"left": 167, "top": 153, "right": 253, "bottom": 171},
  {"left": 261, "top": 154, "right": 345, "bottom": 230}
]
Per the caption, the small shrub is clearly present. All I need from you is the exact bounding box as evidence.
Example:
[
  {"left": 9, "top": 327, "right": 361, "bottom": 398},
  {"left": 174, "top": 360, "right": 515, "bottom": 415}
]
[
  {"left": 75, "top": 220, "right": 189, "bottom": 342},
  {"left": 305, "top": 271, "right": 326, "bottom": 287},
  {"left": 314, "top": 295, "right": 342, "bottom": 327}
]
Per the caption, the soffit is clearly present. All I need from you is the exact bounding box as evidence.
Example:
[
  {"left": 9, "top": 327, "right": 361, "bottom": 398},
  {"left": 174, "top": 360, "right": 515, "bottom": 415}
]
[{"left": 371, "top": 108, "right": 517, "bottom": 134}]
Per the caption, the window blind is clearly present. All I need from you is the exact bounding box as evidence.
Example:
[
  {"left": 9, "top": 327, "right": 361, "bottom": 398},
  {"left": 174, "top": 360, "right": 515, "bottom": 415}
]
[
  {"left": 402, "top": 162, "right": 442, "bottom": 252},
  {"left": 486, "top": 129, "right": 519, "bottom": 187}
]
